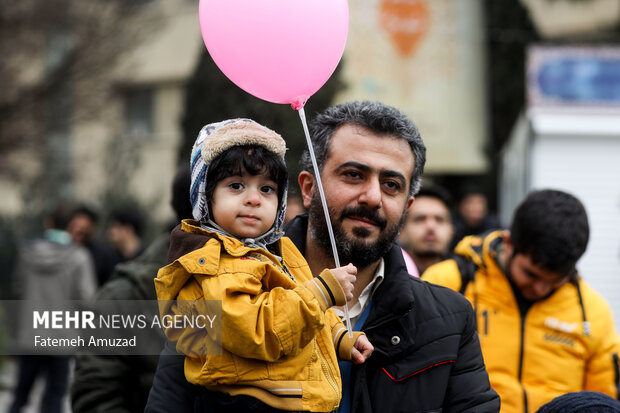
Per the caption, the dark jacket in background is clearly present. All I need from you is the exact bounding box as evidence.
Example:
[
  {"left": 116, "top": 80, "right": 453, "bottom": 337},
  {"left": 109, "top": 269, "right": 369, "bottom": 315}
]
[
  {"left": 84, "top": 238, "right": 122, "bottom": 286},
  {"left": 71, "top": 234, "right": 169, "bottom": 413}
]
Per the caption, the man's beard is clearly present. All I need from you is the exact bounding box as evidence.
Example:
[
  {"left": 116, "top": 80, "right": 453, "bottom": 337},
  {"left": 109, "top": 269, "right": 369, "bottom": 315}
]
[
  {"left": 401, "top": 235, "right": 446, "bottom": 260},
  {"left": 308, "top": 191, "right": 407, "bottom": 269}
]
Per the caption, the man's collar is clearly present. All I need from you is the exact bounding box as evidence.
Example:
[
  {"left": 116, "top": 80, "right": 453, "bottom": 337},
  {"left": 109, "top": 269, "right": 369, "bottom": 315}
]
[
  {"left": 333, "top": 258, "right": 384, "bottom": 326},
  {"left": 283, "top": 214, "right": 308, "bottom": 253}
]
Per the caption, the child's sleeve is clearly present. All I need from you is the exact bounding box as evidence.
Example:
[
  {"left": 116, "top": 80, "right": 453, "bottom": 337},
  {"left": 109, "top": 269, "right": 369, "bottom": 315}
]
[
  {"left": 326, "top": 309, "right": 366, "bottom": 361},
  {"left": 302, "top": 268, "right": 347, "bottom": 312}
]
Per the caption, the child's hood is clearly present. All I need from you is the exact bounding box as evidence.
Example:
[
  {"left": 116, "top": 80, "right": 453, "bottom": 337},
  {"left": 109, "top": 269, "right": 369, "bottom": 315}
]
[{"left": 189, "top": 119, "right": 289, "bottom": 247}]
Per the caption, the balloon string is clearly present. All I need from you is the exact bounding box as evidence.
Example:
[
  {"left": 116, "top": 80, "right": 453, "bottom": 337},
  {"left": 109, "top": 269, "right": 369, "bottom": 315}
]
[{"left": 298, "top": 107, "right": 353, "bottom": 338}]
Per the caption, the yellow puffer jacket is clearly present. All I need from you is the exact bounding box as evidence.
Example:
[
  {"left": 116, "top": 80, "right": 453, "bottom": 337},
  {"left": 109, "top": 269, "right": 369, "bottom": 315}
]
[
  {"left": 423, "top": 231, "right": 620, "bottom": 413},
  {"left": 155, "top": 220, "right": 362, "bottom": 412}
]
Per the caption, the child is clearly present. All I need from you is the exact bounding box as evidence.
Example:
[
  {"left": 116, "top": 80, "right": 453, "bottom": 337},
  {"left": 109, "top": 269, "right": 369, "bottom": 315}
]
[{"left": 154, "top": 119, "right": 373, "bottom": 412}]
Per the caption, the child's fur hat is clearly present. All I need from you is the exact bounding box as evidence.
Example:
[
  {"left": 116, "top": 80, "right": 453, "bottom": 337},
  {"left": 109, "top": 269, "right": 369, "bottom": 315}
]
[
  {"left": 201, "top": 120, "right": 286, "bottom": 165},
  {"left": 189, "top": 119, "right": 288, "bottom": 234}
]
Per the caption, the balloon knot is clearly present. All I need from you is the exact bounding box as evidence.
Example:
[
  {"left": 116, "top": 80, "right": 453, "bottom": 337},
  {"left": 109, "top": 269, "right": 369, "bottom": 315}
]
[{"left": 291, "top": 97, "right": 308, "bottom": 111}]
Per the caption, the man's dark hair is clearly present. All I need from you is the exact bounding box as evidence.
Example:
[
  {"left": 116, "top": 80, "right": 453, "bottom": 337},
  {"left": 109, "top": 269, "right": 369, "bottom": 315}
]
[
  {"left": 71, "top": 205, "right": 99, "bottom": 224},
  {"left": 301, "top": 101, "right": 426, "bottom": 196},
  {"left": 510, "top": 189, "right": 589, "bottom": 275},
  {"left": 416, "top": 185, "right": 453, "bottom": 215},
  {"left": 205, "top": 145, "right": 288, "bottom": 210},
  {"left": 49, "top": 203, "right": 77, "bottom": 230},
  {"left": 109, "top": 207, "right": 145, "bottom": 237},
  {"left": 171, "top": 164, "right": 193, "bottom": 222}
]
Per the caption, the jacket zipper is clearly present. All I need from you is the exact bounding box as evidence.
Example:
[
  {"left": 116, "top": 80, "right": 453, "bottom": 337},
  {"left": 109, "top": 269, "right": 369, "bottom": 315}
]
[
  {"left": 281, "top": 262, "right": 295, "bottom": 281},
  {"left": 252, "top": 246, "right": 295, "bottom": 282},
  {"left": 518, "top": 311, "right": 528, "bottom": 413},
  {"left": 317, "top": 345, "right": 340, "bottom": 411}
]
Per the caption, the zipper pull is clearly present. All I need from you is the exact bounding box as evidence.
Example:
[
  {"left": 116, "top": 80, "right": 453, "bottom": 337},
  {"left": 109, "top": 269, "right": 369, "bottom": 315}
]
[{"left": 281, "top": 260, "right": 295, "bottom": 282}]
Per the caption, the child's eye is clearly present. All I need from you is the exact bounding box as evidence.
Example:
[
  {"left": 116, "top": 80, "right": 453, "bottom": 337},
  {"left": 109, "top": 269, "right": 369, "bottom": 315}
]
[
  {"left": 261, "top": 185, "right": 276, "bottom": 194},
  {"left": 229, "top": 182, "right": 244, "bottom": 190}
]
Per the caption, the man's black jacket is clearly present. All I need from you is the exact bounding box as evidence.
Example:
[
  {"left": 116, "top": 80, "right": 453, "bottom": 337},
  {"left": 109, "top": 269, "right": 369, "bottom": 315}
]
[{"left": 145, "top": 215, "right": 500, "bottom": 413}]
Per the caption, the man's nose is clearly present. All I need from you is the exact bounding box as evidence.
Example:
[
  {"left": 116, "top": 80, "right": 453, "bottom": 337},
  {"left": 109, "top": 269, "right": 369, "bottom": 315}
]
[
  {"left": 358, "top": 178, "right": 382, "bottom": 208},
  {"left": 426, "top": 218, "right": 438, "bottom": 230}
]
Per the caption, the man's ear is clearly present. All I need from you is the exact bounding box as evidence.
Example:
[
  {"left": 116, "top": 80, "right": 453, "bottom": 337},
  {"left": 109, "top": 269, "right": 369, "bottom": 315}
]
[
  {"left": 298, "top": 171, "right": 315, "bottom": 209},
  {"left": 502, "top": 230, "right": 513, "bottom": 255},
  {"left": 405, "top": 196, "right": 414, "bottom": 212}
]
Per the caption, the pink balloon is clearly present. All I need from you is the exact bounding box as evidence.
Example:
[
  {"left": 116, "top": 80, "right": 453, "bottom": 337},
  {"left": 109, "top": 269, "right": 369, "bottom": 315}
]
[{"left": 199, "top": 0, "right": 349, "bottom": 109}]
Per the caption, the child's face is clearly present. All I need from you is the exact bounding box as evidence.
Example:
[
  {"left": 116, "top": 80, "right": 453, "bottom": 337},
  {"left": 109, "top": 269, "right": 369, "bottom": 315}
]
[{"left": 211, "top": 172, "right": 279, "bottom": 239}]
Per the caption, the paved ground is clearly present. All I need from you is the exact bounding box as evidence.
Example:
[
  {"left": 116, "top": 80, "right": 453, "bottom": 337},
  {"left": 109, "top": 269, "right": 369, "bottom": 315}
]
[{"left": 0, "top": 357, "right": 72, "bottom": 413}]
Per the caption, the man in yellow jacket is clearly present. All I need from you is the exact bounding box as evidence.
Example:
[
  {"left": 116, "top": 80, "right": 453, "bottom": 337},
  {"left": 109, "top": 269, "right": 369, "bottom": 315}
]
[{"left": 423, "top": 189, "right": 620, "bottom": 413}]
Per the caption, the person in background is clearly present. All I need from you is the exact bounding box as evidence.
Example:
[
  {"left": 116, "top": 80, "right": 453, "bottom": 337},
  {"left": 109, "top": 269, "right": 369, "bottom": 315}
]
[
  {"left": 399, "top": 185, "right": 454, "bottom": 275},
  {"left": 71, "top": 165, "right": 194, "bottom": 413},
  {"left": 144, "top": 101, "right": 499, "bottom": 413},
  {"left": 10, "top": 203, "right": 96, "bottom": 413},
  {"left": 67, "top": 205, "right": 120, "bottom": 286},
  {"left": 107, "top": 206, "right": 146, "bottom": 262},
  {"left": 423, "top": 189, "right": 620, "bottom": 413},
  {"left": 451, "top": 188, "right": 500, "bottom": 248}
]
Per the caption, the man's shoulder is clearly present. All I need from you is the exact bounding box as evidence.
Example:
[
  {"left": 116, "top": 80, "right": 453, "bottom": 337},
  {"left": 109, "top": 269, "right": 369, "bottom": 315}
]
[
  {"left": 99, "top": 238, "right": 170, "bottom": 301},
  {"left": 379, "top": 267, "right": 474, "bottom": 323},
  {"left": 72, "top": 243, "right": 93, "bottom": 259},
  {"left": 283, "top": 214, "right": 308, "bottom": 251},
  {"left": 411, "top": 276, "right": 475, "bottom": 315},
  {"left": 574, "top": 279, "right": 616, "bottom": 319},
  {"left": 96, "top": 277, "right": 143, "bottom": 300},
  {"left": 423, "top": 258, "right": 461, "bottom": 279},
  {"left": 423, "top": 257, "right": 476, "bottom": 294},
  {"left": 374, "top": 274, "right": 475, "bottom": 347}
]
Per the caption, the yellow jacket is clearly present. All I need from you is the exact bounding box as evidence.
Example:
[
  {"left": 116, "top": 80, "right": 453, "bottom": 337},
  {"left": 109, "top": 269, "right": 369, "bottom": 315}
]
[
  {"left": 155, "top": 220, "right": 362, "bottom": 412},
  {"left": 423, "top": 231, "right": 620, "bottom": 413}
]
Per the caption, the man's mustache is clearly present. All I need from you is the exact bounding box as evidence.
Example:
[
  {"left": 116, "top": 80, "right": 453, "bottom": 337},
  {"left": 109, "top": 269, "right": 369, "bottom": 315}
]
[{"left": 339, "top": 206, "right": 387, "bottom": 230}]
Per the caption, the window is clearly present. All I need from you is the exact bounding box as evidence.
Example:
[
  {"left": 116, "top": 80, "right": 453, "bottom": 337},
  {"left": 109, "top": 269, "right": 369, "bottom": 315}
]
[{"left": 124, "top": 88, "right": 154, "bottom": 139}]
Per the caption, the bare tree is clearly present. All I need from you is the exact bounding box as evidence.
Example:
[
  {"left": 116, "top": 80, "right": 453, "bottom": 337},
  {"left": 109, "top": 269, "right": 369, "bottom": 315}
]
[{"left": 0, "top": 0, "right": 155, "bottom": 204}]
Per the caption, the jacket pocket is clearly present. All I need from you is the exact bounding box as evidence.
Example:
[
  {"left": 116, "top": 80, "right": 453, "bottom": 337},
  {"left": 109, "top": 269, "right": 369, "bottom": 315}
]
[
  {"left": 381, "top": 334, "right": 459, "bottom": 382},
  {"left": 370, "top": 335, "right": 459, "bottom": 413}
]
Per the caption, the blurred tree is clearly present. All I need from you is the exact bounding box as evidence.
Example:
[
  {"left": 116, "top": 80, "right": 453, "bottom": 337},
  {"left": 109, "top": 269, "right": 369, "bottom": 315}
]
[
  {"left": 0, "top": 0, "right": 156, "bottom": 220},
  {"left": 179, "top": 50, "right": 346, "bottom": 184}
]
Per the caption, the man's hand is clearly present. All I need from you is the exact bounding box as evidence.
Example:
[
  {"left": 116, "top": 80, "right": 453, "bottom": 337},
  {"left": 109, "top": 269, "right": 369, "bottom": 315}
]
[
  {"left": 351, "top": 334, "right": 373, "bottom": 364},
  {"left": 330, "top": 263, "right": 357, "bottom": 301}
]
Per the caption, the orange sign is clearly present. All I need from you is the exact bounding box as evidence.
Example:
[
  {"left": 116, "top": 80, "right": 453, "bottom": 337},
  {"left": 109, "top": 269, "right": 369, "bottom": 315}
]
[{"left": 379, "top": 0, "right": 430, "bottom": 57}]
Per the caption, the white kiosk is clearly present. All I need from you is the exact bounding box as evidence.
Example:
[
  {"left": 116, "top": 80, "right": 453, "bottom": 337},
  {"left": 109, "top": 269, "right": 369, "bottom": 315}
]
[{"left": 500, "top": 46, "right": 620, "bottom": 330}]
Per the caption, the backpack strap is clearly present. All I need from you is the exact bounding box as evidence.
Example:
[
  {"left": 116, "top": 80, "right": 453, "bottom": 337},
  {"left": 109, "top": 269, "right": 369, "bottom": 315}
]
[{"left": 453, "top": 253, "right": 478, "bottom": 295}]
